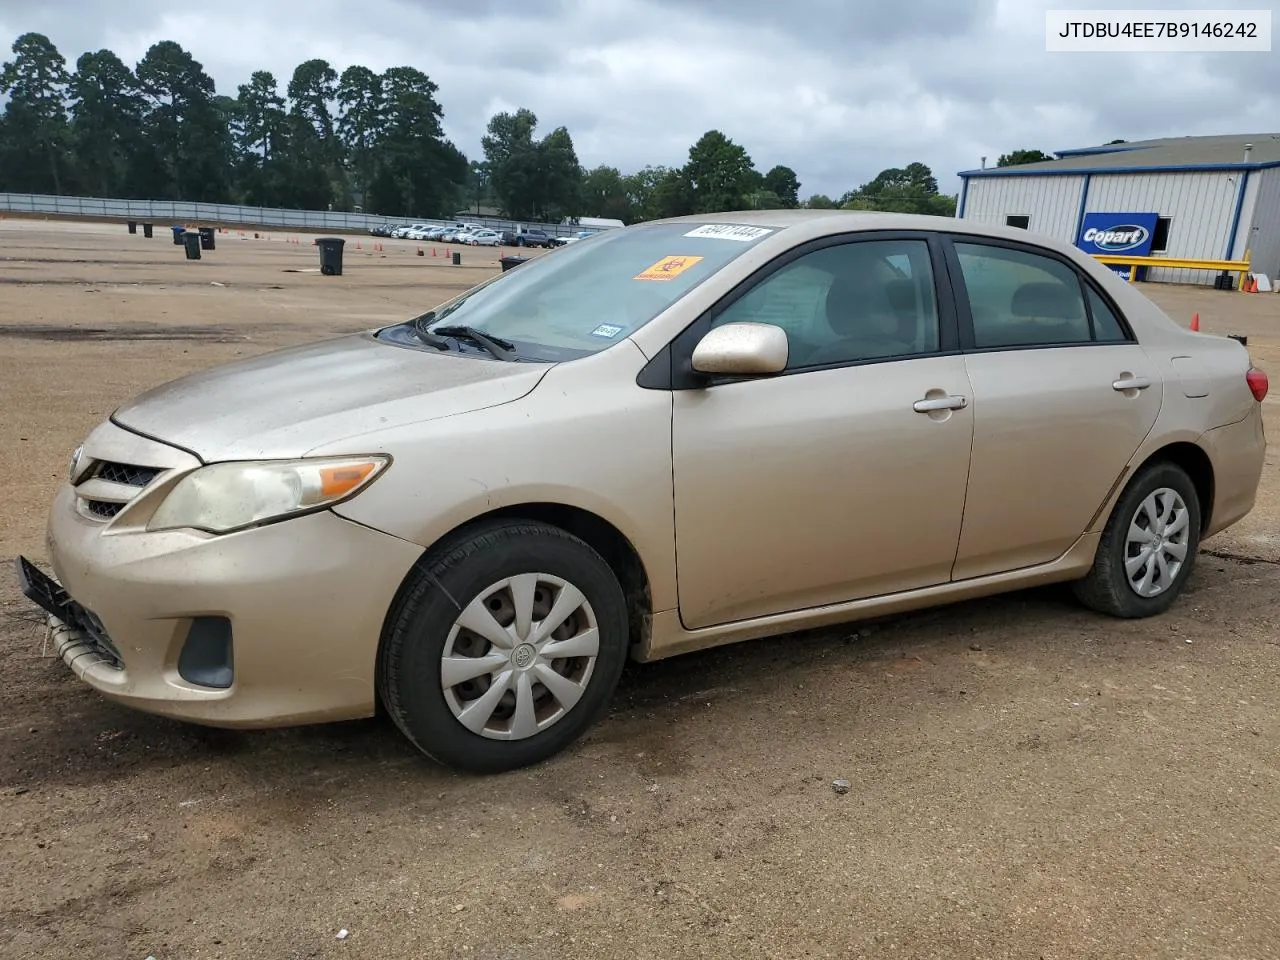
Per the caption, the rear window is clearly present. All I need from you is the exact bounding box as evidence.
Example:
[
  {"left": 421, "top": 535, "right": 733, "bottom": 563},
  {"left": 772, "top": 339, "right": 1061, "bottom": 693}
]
[{"left": 379, "top": 221, "right": 778, "bottom": 361}]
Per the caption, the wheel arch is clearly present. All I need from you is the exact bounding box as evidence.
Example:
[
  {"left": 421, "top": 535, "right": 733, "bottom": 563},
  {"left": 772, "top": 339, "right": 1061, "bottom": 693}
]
[
  {"left": 1136, "top": 441, "right": 1215, "bottom": 534},
  {"left": 375, "top": 502, "right": 655, "bottom": 705}
]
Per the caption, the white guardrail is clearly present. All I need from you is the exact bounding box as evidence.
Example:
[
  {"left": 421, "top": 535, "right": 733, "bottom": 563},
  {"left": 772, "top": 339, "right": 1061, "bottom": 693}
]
[{"left": 0, "top": 192, "right": 583, "bottom": 238}]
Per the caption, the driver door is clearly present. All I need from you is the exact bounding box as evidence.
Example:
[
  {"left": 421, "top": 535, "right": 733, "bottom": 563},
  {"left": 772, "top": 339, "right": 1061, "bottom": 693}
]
[{"left": 669, "top": 234, "right": 976, "bottom": 630}]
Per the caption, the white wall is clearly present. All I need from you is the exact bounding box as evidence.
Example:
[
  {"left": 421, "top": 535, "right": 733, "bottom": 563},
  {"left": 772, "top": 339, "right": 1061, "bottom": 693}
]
[
  {"left": 1242, "top": 167, "right": 1280, "bottom": 285},
  {"left": 1083, "top": 171, "right": 1238, "bottom": 285},
  {"left": 960, "top": 175, "right": 1085, "bottom": 243}
]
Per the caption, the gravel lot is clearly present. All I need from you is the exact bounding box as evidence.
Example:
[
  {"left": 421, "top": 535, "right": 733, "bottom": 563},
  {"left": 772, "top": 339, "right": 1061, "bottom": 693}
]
[{"left": 1, "top": 217, "right": 1278, "bottom": 960}]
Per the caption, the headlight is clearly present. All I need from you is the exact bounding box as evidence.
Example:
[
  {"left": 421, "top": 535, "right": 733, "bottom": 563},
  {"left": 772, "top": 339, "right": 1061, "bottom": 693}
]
[
  {"left": 147, "top": 456, "right": 389, "bottom": 534},
  {"left": 68, "top": 446, "right": 83, "bottom": 481}
]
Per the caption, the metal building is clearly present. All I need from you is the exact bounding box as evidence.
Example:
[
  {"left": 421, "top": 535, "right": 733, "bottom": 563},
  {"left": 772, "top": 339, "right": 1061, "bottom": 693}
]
[{"left": 956, "top": 133, "right": 1280, "bottom": 286}]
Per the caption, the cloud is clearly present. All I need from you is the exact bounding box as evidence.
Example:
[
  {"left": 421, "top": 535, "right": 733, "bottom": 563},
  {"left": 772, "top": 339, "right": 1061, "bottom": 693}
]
[{"left": 2, "top": 0, "right": 1278, "bottom": 199}]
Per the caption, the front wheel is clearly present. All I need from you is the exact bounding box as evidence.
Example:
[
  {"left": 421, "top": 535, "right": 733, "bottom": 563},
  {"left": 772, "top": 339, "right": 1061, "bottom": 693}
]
[
  {"left": 1072, "top": 460, "right": 1202, "bottom": 618},
  {"left": 379, "top": 520, "right": 629, "bottom": 773}
]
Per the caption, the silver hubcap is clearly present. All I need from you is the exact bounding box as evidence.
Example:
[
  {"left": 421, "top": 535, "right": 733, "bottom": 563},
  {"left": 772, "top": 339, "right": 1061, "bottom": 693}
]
[
  {"left": 440, "top": 573, "right": 599, "bottom": 740},
  {"left": 1124, "top": 487, "right": 1191, "bottom": 598}
]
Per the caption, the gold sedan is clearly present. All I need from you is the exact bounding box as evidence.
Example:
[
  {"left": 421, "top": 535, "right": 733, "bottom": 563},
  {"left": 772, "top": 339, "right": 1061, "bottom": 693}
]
[{"left": 18, "top": 211, "right": 1269, "bottom": 772}]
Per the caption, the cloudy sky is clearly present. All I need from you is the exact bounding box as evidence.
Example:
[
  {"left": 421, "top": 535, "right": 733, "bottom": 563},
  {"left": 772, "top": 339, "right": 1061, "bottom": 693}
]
[{"left": 2, "top": 0, "right": 1278, "bottom": 200}]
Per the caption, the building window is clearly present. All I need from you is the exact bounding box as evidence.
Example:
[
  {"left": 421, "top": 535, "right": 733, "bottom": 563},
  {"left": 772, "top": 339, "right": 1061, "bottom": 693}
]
[
  {"left": 1005, "top": 215, "right": 1030, "bottom": 229},
  {"left": 1151, "top": 217, "right": 1171, "bottom": 252}
]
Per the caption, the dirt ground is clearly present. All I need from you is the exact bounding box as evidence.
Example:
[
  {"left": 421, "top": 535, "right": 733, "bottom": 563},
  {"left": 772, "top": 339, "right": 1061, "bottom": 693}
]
[{"left": 1, "top": 217, "right": 1278, "bottom": 960}]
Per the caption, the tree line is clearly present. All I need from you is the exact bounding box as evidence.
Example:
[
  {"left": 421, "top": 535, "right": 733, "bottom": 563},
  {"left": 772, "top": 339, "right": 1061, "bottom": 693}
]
[{"left": 1, "top": 32, "right": 994, "bottom": 224}]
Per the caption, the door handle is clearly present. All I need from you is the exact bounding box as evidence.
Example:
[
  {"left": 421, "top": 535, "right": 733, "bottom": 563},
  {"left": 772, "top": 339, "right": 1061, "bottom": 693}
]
[
  {"left": 913, "top": 395, "right": 968, "bottom": 412},
  {"left": 1112, "top": 376, "right": 1151, "bottom": 391}
]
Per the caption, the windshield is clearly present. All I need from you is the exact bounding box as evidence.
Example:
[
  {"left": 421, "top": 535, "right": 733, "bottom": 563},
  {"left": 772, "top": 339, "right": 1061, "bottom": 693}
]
[{"left": 376, "top": 221, "right": 778, "bottom": 361}]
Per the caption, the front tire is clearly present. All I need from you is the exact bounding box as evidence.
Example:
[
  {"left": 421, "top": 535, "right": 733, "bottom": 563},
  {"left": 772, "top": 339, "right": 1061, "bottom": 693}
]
[
  {"left": 379, "top": 520, "right": 629, "bottom": 773},
  {"left": 1072, "top": 460, "right": 1202, "bottom": 618}
]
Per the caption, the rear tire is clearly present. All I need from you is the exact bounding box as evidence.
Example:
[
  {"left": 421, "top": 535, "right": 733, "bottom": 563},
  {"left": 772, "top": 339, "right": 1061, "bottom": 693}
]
[
  {"left": 379, "top": 520, "right": 629, "bottom": 773},
  {"left": 1072, "top": 460, "right": 1202, "bottom": 618}
]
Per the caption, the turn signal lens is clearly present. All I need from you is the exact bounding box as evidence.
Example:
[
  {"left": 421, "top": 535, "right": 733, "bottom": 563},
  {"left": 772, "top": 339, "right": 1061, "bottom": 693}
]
[
  {"left": 320, "top": 462, "right": 378, "bottom": 497},
  {"left": 1246, "top": 367, "right": 1269, "bottom": 402}
]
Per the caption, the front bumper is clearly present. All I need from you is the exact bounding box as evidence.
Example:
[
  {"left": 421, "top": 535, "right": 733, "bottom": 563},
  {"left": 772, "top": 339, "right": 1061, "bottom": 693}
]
[{"left": 22, "top": 429, "right": 424, "bottom": 729}]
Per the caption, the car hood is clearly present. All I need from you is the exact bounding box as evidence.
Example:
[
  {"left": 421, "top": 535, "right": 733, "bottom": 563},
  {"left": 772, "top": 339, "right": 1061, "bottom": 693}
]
[{"left": 111, "top": 332, "right": 551, "bottom": 461}]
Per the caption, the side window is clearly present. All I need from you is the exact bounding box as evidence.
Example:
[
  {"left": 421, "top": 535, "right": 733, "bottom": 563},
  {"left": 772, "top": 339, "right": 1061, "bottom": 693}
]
[
  {"left": 711, "top": 239, "right": 940, "bottom": 370},
  {"left": 1086, "top": 286, "right": 1129, "bottom": 341},
  {"left": 954, "top": 242, "right": 1092, "bottom": 349}
]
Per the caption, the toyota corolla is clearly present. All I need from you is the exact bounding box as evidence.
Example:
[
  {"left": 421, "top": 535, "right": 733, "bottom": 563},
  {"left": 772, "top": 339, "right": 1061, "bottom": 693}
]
[{"left": 16, "top": 211, "right": 1268, "bottom": 773}]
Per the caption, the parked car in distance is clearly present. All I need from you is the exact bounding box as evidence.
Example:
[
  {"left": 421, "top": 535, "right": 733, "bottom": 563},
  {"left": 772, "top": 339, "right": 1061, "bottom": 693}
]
[
  {"left": 393, "top": 223, "right": 431, "bottom": 239},
  {"left": 18, "top": 210, "right": 1268, "bottom": 776},
  {"left": 499, "top": 227, "right": 557, "bottom": 247},
  {"left": 552, "top": 230, "right": 596, "bottom": 247},
  {"left": 467, "top": 229, "right": 502, "bottom": 246},
  {"left": 444, "top": 226, "right": 481, "bottom": 243}
]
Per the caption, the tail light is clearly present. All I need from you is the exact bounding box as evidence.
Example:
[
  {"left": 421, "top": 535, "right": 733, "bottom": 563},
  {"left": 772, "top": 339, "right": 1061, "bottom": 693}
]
[{"left": 1246, "top": 366, "right": 1269, "bottom": 402}]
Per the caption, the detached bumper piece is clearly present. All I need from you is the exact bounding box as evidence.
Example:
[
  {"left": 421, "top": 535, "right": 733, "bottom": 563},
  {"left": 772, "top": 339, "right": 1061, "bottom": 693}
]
[
  {"left": 15, "top": 555, "right": 124, "bottom": 670},
  {"left": 15, "top": 557, "right": 236, "bottom": 690}
]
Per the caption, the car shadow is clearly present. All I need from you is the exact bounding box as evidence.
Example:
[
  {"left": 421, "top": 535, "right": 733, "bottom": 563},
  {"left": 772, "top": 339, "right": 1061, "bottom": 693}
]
[{"left": 2, "top": 561, "right": 1252, "bottom": 797}]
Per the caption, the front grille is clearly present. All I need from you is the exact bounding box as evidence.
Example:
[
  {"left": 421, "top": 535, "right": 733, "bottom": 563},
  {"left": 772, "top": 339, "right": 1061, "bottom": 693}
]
[
  {"left": 78, "top": 459, "right": 163, "bottom": 521},
  {"left": 94, "top": 461, "right": 161, "bottom": 487}
]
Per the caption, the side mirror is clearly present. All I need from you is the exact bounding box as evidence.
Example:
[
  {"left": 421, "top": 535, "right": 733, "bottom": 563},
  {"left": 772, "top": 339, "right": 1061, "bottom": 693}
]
[{"left": 690, "top": 322, "right": 788, "bottom": 377}]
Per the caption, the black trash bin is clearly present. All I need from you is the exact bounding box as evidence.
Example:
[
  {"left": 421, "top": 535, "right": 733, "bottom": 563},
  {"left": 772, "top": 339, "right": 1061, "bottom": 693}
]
[
  {"left": 451, "top": 251, "right": 461, "bottom": 266},
  {"left": 142, "top": 223, "right": 153, "bottom": 239},
  {"left": 172, "top": 225, "right": 185, "bottom": 246},
  {"left": 198, "top": 227, "right": 216, "bottom": 251},
  {"left": 127, "top": 221, "right": 137, "bottom": 235},
  {"left": 317, "top": 237, "right": 345, "bottom": 275},
  {"left": 182, "top": 230, "right": 202, "bottom": 260},
  {"left": 499, "top": 255, "right": 528, "bottom": 272}
]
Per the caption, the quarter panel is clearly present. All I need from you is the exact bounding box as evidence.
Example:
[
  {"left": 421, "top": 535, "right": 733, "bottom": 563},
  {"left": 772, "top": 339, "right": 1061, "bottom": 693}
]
[{"left": 1198, "top": 407, "right": 1265, "bottom": 538}]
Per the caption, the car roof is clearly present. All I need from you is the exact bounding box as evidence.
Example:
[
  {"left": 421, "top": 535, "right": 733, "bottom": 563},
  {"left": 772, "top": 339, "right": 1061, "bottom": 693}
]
[{"left": 642, "top": 209, "right": 1107, "bottom": 263}]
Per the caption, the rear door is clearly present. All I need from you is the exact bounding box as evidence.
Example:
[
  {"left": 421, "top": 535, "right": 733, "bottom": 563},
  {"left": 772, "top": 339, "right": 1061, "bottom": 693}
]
[{"left": 941, "top": 235, "right": 1163, "bottom": 580}]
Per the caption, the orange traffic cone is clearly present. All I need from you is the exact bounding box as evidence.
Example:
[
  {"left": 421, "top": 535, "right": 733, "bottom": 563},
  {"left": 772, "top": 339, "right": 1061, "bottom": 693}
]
[{"left": 1190, "top": 312, "right": 1200, "bottom": 331}]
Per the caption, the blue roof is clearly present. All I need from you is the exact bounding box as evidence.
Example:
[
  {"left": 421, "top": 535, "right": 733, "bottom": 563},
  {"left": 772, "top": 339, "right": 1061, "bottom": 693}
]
[
  {"left": 960, "top": 160, "right": 1280, "bottom": 179},
  {"left": 961, "top": 133, "right": 1280, "bottom": 178}
]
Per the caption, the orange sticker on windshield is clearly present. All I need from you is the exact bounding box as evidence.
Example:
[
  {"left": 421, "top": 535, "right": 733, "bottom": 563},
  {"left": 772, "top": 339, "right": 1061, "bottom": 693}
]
[{"left": 634, "top": 255, "right": 703, "bottom": 281}]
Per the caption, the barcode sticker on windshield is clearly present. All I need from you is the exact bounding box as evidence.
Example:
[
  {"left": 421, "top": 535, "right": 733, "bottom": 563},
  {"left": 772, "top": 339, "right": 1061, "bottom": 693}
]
[{"left": 683, "top": 224, "right": 773, "bottom": 242}]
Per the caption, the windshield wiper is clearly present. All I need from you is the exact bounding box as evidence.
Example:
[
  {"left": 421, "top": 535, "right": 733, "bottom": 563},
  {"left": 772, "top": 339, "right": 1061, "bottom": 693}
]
[
  {"left": 411, "top": 311, "right": 451, "bottom": 351},
  {"left": 429, "top": 325, "right": 519, "bottom": 361}
]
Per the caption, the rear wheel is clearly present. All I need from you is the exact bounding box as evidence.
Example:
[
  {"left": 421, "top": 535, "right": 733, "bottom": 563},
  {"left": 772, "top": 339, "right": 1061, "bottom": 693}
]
[
  {"left": 379, "top": 520, "right": 629, "bottom": 773},
  {"left": 1072, "top": 460, "right": 1202, "bottom": 618}
]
